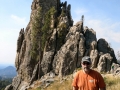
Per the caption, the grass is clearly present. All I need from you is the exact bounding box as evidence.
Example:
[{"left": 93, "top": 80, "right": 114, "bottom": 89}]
[
  {"left": 44, "top": 77, "right": 73, "bottom": 90},
  {"left": 104, "top": 75, "right": 120, "bottom": 90},
  {"left": 28, "top": 74, "right": 120, "bottom": 90}
]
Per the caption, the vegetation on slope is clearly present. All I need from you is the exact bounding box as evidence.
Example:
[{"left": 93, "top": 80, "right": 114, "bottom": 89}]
[
  {"left": 31, "top": 7, "right": 42, "bottom": 61},
  {"left": 104, "top": 74, "right": 120, "bottom": 90},
  {"left": 41, "top": 7, "right": 56, "bottom": 50},
  {"left": 28, "top": 73, "right": 120, "bottom": 90},
  {"left": 31, "top": 7, "right": 56, "bottom": 61},
  {"left": 0, "top": 78, "right": 12, "bottom": 90}
]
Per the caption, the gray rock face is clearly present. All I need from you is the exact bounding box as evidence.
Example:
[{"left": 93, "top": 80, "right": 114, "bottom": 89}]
[
  {"left": 5, "top": 0, "right": 119, "bottom": 90},
  {"left": 97, "top": 38, "right": 117, "bottom": 63},
  {"left": 114, "top": 67, "right": 120, "bottom": 76},
  {"left": 90, "top": 41, "right": 99, "bottom": 68},
  {"left": 12, "top": 76, "right": 21, "bottom": 90},
  {"left": 97, "top": 38, "right": 109, "bottom": 54},
  {"left": 77, "top": 33, "right": 85, "bottom": 67},
  {"left": 97, "top": 53, "right": 113, "bottom": 72},
  {"left": 17, "top": 28, "right": 24, "bottom": 52},
  {"left": 41, "top": 29, "right": 57, "bottom": 76},
  {"left": 84, "top": 28, "right": 97, "bottom": 50},
  {"left": 111, "top": 63, "right": 120, "bottom": 73},
  {"left": 53, "top": 25, "right": 82, "bottom": 76},
  {"left": 5, "top": 84, "right": 13, "bottom": 90}
]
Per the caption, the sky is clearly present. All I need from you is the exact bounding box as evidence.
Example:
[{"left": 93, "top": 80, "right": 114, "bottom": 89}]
[{"left": 0, "top": 0, "right": 120, "bottom": 67}]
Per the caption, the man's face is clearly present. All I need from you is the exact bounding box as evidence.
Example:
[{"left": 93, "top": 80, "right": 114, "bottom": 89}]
[{"left": 81, "top": 61, "right": 91, "bottom": 73}]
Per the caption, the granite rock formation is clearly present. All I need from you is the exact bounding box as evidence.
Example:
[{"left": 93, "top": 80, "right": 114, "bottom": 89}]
[{"left": 5, "top": 0, "right": 119, "bottom": 90}]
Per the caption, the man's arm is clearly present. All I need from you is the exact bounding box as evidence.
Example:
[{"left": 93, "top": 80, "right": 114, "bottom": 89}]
[
  {"left": 73, "top": 86, "right": 78, "bottom": 90},
  {"left": 99, "top": 87, "right": 106, "bottom": 90}
]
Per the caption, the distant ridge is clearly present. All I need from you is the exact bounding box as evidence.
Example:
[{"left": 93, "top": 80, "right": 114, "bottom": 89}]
[{"left": 0, "top": 66, "right": 17, "bottom": 79}]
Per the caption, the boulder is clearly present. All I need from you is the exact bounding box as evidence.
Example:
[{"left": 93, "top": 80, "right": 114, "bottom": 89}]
[
  {"left": 111, "top": 63, "right": 120, "bottom": 73},
  {"left": 4, "top": 84, "right": 13, "bottom": 90},
  {"left": 97, "top": 53, "right": 113, "bottom": 72},
  {"left": 90, "top": 41, "right": 99, "bottom": 68},
  {"left": 114, "top": 67, "right": 120, "bottom": 76}
]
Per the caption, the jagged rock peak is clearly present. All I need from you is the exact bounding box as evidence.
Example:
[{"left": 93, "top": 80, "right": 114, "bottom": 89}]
[{"left": 30, "top": 0, "right": 73, "bottom": 25}]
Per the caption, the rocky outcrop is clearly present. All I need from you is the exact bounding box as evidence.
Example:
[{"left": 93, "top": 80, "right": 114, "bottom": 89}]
[
  {"left": 5, "top": 0, "right": 119, "bottom": 90},
  {"left": 114, "top": 67, "right": 120, "bottom": 76},
  {"left": 90, "top": 41, "right": 99, "bottom": 68},
  {"left": 97, "top": 38, "right": 117, "bottom": 63},
  {"left": 97, "top": 53, "right": 113, "bottom": 73},
  {"left": 5, "top": 84, "right": 13, "bottom": 90},
  {"left": 53, "top": 24, "right": 83, "bottom": 76},
  {"left": 111, "top": 63, "right": 120, "bottom": 74}
]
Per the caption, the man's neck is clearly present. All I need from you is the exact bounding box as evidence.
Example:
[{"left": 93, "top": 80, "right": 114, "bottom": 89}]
[{"left": 83, "top": 69, "right": 91, "bottom": 74}]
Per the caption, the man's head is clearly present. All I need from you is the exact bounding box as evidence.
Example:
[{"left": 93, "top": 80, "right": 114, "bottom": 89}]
[{"left": 81, "top": 56, "right": 91, "bottom": 73}]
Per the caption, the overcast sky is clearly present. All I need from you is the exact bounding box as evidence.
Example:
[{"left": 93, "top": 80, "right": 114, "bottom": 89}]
[{"left": 0, "top": 0, "right": 120, "bottom": 67}]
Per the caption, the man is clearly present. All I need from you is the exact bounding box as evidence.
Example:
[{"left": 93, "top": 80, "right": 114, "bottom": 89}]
[{"left": 72, "top": 56, "right": 106, "bottom": 90}]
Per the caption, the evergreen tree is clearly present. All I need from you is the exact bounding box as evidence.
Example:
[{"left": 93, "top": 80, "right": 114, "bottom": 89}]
[
  {"left": 31, "top": 7, "right": 42, "bottom": 61},
  {"left": 0, "top": 78, "right": 12, "bottom": 90}
]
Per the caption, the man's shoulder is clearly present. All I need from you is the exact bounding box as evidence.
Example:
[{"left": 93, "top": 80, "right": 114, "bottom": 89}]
[
  {"left": 73, "top": 70, "right": 83, "bottom": 77},
  {"left": 91, "top": 69, "right": 102, "bottom": 76},
  {"left": 77, "top": 70, "right": 83, "bottom": 74}
]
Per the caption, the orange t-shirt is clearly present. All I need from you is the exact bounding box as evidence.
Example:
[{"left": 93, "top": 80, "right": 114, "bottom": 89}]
[{"left": 72, "top": 70, "right": 106, "bottom": 90}]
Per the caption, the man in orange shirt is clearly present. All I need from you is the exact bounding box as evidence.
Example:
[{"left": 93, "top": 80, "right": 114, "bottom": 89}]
[{"left": 72, "top": 56, "right": 106, "bottom": 90}]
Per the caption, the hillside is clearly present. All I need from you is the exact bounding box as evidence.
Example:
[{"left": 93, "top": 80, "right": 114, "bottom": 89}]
[
  {"left": 27, "top": 73, "right": 120, "bottom": 90},
  {"left": 0, "top": 66, "right": 17, "bottom": 79}
]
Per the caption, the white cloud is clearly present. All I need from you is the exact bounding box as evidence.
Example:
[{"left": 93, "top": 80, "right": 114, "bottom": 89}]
[
  {"left": 0, "top": 28, "right": 18, "bottom": 65},
  {"left": 74, "top": 8, "right": 87, "bottom": 15},
  {"left": 11, "top": 15, "right": 27, "bottom": 26},
  {"left": 72, "top": 12, "right": 120, "bottom": 55},
  {"left": 0, "top": 43, "right": 16, "bottom": 65},
  {"left": 108, "top": 30, "right": 120, "bottom": 43},
  {"left": 85, "top": 18, "right": 120, "bottom": 55},
  {"left": 0, "top": 15, "right": 29, "bottom": 66},
  {"left": 73, "top": 8, "right": 87, "bottom": 24}
]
